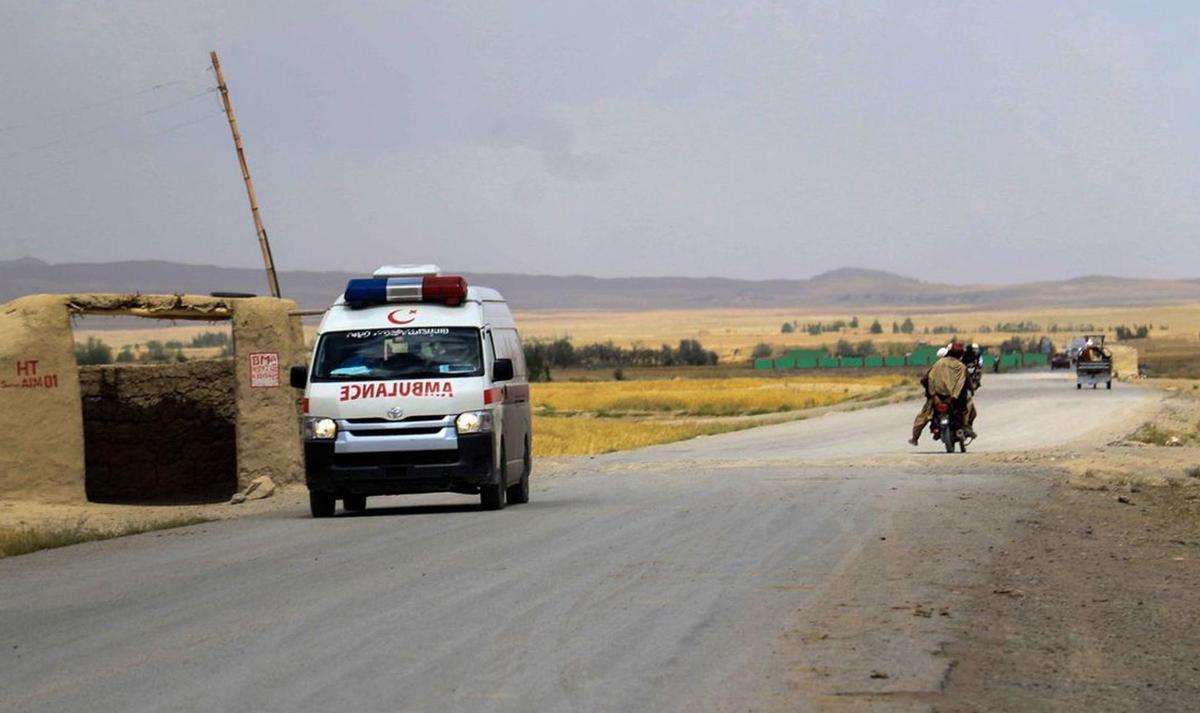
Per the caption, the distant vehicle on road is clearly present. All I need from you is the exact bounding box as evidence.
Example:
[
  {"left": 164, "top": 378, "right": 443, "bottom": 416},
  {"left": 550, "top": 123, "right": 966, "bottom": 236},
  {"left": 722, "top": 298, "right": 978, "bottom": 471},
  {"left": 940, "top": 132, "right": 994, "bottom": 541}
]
[
  {"left": 1075, "top": 335, "right": 1112, "bottom": 390},
  {"left": 291, "top": 265, "right": 532, "bottom": 517},
  {"left": 1049, "top": 352, "right": 1072, "bottom": 370}
]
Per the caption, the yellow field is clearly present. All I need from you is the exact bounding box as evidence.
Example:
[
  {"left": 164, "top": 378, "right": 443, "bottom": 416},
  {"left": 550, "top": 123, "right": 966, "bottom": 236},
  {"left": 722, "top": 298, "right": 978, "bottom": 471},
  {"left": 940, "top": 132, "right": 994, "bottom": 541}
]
[
  {"left": 518, "top": 304, "right": 1200, "bottom": 361},
  {"left": 533, "top": 416, "right": 757, "bottom": 457},
  {"left": 533, "top": 376, "right": 905, "bottom": 417},
  {"left": 530, "top": 375, "right": 910, "bottom": 456}
]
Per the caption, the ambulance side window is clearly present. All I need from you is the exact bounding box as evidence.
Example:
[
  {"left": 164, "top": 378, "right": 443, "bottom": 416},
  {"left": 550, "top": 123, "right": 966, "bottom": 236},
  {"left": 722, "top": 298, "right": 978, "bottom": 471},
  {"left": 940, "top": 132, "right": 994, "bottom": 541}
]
[{"left": 494, "top": 329, "right": 527, "bottom": 381}]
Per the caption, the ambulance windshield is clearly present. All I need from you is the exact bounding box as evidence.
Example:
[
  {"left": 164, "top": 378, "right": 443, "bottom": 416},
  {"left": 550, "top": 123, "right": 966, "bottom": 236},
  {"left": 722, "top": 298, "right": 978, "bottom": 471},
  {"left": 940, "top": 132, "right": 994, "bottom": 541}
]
[{"left": 312, "top": 327, "right": 483, "bottom": 381}]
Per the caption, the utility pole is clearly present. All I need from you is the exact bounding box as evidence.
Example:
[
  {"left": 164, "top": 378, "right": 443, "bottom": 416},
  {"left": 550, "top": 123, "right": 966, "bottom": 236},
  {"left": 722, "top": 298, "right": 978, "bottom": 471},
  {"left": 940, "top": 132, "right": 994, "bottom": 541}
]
[{"left": 210, "top": 50, "right": 281, "bottom": 298}]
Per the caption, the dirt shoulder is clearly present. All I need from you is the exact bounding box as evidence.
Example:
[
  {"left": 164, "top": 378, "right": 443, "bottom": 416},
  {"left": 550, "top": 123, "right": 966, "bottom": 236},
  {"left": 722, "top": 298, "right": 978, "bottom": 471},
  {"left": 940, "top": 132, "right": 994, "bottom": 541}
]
[
  {"left": 929, "top": 381, "right": 1200, "bottom": 711},
  {"left": 934, "top": 480, "right": 1200, "bottom": 712}
]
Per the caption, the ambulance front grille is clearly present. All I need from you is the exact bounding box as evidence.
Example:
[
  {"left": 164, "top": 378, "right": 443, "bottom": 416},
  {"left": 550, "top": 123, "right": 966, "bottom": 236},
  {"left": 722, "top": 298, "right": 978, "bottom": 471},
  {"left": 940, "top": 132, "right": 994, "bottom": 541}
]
[{"left": 333, "top": 451, "right": 459, "bottom": 468}]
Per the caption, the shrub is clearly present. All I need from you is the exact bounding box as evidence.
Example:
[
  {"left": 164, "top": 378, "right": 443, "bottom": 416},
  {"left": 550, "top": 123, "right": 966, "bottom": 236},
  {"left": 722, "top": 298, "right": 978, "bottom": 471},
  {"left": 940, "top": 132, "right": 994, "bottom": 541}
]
[
  {"left": 751, "top": 343, "right": 773, "bottom": 359},
  {"left": 189, "top": 331, "right": 231, "bottom": 348},
  {"left": 74, "top": 337, "right": 113, "bottom": 365}
]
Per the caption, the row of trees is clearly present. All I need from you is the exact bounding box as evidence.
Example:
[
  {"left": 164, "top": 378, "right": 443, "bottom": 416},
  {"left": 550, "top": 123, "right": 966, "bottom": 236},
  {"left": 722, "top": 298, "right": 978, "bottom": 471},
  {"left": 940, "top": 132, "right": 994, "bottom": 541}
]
[
  {"left": 753, "top": 339, "right": 915, "bottom": 359},
  {"left": 781, "top": 317, "right": 860, "bottom": 335},
  {"left": 524, "top": 338, "right": 718, "bottom": 381},
  {"left": 73, "top": 332, "right": 233, "bottom": 365}
]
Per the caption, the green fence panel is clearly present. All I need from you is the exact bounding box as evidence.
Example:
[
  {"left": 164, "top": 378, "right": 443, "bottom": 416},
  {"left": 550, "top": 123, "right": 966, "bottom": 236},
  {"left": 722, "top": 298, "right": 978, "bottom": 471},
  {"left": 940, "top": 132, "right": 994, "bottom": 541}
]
[
  {"left": 981, "top": 354, "right": 995, "bottom": 368},
  {"left": 1000, "top": 353, "right": 1020, "bottom": 368},
  {"left": 785, "top": 349, "right": 827, "bottom": 362},
  {"left": 908, "top": 354, "right": 932, "bottom": 367},
  {"left": 819, "top": 357, "right": 839, "bottom": 368},
  {"left": 773, "top": 358, "right": 795, "bottom": 369},
  {"left": 910, "top": 345, "right": 939, "bottom": 362},
  {"left": 885, "top": 355, "right": 906, "bottom": 367},
  {"left": 795, "top": 356, "right": 819, "bottom": 369},
  {"left": 1024, "top": 353, "right": 1047, "bottom": 366},
  {"left": 754, "top": 358, "right": 774, "bottom": 370},
  {"left": 865, "top": 356, "right": 884, "bottom": 368},
  {"left": 841, "top": 357, "right": 863, "bottom": 368}
]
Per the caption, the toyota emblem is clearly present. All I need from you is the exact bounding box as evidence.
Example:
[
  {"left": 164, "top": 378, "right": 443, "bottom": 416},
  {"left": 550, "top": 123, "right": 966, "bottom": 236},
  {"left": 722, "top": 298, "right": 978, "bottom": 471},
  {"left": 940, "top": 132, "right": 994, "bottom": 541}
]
[{"left": 386, "top": 406, "right": 405, "bottom": 421}]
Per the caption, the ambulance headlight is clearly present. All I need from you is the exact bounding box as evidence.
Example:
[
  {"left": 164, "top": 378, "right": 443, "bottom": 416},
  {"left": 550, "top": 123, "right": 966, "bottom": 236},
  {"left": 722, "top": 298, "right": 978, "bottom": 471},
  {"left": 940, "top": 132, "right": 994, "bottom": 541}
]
[
  {"left": 455, "top": 410, "right": 493, "bottom": 434},
  {"left": 305, "top": 417, "right": 338, "bottom": 440}
]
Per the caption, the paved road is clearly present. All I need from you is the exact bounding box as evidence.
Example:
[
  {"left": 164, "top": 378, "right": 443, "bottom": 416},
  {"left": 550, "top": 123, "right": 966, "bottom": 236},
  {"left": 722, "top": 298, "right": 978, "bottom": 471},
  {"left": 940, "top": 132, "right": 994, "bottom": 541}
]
[{"left": 0, "top": 373, "right": 1159, "bottom": 713}]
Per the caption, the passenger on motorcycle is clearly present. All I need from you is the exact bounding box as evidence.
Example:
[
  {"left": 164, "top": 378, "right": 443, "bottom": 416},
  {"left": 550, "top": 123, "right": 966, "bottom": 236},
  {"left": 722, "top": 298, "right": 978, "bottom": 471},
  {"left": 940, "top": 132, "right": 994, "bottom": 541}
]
[{"left": 909, "top": 342, "right": 974, "bottom": 445}]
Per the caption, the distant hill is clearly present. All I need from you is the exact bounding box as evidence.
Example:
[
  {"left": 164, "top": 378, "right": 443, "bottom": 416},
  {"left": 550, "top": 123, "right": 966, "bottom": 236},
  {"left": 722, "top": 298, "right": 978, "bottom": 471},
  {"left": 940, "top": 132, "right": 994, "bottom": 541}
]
[{"left": 2, "top": 258, "right": 1199, "bottom": 312}]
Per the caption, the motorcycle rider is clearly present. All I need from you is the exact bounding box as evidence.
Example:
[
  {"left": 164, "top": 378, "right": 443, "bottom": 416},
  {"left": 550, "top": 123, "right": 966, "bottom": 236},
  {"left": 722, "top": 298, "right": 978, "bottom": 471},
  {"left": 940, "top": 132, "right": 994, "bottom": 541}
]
[
  {"left": 909, "top": 342, "right": 971, "bottom": 445},
  {"left": 961, "top": 342, "right": 982, "bottom": 424}
]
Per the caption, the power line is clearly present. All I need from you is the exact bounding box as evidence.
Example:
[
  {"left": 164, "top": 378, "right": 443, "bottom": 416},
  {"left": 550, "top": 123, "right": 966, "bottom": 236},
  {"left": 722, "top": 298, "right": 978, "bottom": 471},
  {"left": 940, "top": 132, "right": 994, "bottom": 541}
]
[
  {"left": 0, "top": 87, "right": 217, "bottom": 161},
  {"left": 13, "top": 110, "right": 226, "bottom": 181},
  {"left": 0, "top": 69, "right": 210, "bottom": 134}
]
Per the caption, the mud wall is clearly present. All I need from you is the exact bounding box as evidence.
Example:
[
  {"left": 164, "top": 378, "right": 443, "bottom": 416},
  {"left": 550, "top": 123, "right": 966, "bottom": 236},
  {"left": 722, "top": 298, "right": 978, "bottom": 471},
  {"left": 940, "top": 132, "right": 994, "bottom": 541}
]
[
  {"left": 0, "top": 295, "right": 85, "bottom": 502},
  {"left": 80, "top": 361, "right": 237, "bottom": 503},
  {"left": 230, "top": 297, "right": 306, "bottom": 490},
  {"left": 0, "top": 293, "right": 305, "bottom": 503}
]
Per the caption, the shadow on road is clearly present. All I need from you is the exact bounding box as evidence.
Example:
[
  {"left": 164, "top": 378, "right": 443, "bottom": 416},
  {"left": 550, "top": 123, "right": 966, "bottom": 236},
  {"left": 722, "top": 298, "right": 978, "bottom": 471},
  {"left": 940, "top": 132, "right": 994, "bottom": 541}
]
[{"left": 306, "top": 498, "right": 574, "bottom": 520}]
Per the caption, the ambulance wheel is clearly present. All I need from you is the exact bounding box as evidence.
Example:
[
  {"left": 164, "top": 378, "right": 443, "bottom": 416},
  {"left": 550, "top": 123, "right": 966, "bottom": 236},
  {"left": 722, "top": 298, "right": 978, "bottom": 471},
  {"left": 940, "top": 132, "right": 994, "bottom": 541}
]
[
  {"left": 1106, "top": 381, "right": 1112, "bottom": 390},
  {"left": 343, "top": 495, "right": 366, "bottom": 512},
  {"left": 309, "top": 492, "right": 335, "bottom": 518},
  {"left": 481, "top": 446, "right": 507, "bottom": 511},
  {"left": 1077, "top": 383, "right": 1082, "bottom": 390},
  {"left": 506, "top": 438, "right": 532, "bottom": 505}
]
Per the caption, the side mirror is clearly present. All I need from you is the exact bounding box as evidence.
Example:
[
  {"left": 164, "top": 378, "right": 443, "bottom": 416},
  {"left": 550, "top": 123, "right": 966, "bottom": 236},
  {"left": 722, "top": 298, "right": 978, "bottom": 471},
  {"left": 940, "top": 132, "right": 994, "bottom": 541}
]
[
  {"left": 493, "top": 358, "right": 514, "bottom": 382},
  {"left": 289, "top": 365, "right": 308, "bottom": 389}
]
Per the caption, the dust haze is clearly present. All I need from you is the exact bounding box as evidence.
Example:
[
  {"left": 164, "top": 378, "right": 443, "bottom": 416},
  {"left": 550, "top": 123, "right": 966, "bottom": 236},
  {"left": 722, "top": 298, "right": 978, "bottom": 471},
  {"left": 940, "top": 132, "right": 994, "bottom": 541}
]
[{"left": 2, "top": 2, "right": 1199, "bottom": 282}]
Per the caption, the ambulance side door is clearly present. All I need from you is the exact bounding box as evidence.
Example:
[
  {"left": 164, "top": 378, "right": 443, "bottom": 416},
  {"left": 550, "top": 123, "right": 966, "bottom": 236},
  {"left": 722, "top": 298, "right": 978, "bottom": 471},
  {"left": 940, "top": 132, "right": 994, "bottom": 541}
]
[{"left": 488, "top": 328, "right": 530, "bottom": 482}]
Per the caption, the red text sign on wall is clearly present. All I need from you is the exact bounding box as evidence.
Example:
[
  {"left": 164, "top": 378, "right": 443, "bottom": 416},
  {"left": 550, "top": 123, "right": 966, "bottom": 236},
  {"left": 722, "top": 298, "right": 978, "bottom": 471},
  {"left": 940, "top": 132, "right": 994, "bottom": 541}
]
[
  {"left": 249, "top": 352, "right": 281, "bottom": 388},
  {"left": 0, "top": 360, "right": 60, "bottom": 390},
  {"left": 338, "top": 381, "right": 455, "bottom": 401}
]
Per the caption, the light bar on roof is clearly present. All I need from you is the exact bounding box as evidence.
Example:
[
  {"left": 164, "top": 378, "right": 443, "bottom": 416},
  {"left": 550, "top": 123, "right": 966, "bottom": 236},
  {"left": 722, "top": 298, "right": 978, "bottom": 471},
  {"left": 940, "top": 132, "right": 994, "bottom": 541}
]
[{"left": 344, "top": 275, "right": 468, "bottom": 309}]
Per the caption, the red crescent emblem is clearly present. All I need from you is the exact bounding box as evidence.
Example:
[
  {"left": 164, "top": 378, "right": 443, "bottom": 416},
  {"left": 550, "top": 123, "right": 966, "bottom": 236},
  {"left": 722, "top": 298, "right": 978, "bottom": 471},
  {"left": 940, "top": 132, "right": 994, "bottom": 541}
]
[{"left": 387, "top": 308, "right": 417, "bottom": 325}]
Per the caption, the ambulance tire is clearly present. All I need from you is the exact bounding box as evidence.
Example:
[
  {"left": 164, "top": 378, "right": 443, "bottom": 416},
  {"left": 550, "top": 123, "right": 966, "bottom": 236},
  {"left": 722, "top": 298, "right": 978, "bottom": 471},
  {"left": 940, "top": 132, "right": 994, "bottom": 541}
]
[
  {"left": 480, "top": 445, "right": 507, "bottom": 511},
  {"left": 310, "top": 492, "right": 336, "bottom": 518},
  {"left": 343, "top": 495, "right": 367, "bottom": 512},
  {"left": 506, "top": 437, "right": 532, "bottom": 505}
]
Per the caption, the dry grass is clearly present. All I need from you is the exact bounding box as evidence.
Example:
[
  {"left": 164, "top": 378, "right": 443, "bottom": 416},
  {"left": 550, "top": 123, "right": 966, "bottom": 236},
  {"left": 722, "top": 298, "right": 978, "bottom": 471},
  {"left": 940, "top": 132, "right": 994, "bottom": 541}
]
[
  {"left": 0, "top": 515, "right": 211, "bottom": 559},
  {"left": 533, "top": 416, "right": 758, "bottom": 456},
  {"left": 531, "top": 375, "right": 908, "bottom": 455},
  {"left": 534, "top": 376, "right": 905, "bottom": 417},
  {"left": 1137, "top": 338, "right": 1200, "bottom": 379}
]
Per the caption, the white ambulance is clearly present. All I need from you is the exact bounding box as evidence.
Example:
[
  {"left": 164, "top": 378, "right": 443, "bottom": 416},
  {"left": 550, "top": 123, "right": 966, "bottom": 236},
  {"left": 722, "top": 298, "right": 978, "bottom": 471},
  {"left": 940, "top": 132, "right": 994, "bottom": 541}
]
[{"left": 290, "top": 266, "right": 532, "bottom": 517}]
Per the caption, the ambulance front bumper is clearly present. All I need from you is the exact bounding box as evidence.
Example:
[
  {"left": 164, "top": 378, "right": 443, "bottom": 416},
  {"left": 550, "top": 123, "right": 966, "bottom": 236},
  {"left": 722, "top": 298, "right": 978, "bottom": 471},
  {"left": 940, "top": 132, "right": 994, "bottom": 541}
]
[{"left": 304, "top": 433, "right": 495, "bottom": 496}]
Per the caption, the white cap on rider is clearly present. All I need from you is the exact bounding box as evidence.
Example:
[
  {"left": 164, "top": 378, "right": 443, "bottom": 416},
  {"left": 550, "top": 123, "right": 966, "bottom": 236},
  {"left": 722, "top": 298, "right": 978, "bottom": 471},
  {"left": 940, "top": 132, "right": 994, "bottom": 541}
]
[{"left": 936, "top": 347, "right": 949, "bottom": 358}]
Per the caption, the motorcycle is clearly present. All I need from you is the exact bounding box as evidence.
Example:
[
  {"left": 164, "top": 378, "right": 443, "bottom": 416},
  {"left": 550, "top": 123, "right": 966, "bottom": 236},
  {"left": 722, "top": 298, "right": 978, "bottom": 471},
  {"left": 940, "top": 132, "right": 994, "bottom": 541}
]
[{"left": 929, "top": 394, "right": 969, "bottom": 453}]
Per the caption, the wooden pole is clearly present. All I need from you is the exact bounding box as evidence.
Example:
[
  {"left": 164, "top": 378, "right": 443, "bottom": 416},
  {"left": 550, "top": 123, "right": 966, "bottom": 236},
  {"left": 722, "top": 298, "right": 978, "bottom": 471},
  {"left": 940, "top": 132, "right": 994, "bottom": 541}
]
[{"left": 210, "top": 50, "right": 281, "bottom": 298}]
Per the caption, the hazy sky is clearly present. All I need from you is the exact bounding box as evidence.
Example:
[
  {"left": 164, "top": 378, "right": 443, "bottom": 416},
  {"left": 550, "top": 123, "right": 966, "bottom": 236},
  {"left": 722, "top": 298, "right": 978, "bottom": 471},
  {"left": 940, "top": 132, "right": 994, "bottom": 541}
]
[{"left": 2, "top": 1, "right": 1198, "bottom": 282}]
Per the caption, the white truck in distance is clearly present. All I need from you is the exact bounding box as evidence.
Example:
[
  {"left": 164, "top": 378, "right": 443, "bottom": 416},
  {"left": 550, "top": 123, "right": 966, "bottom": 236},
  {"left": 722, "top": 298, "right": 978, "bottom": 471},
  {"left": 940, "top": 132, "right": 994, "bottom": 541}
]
[{"left": 291, "top": 266, "right": 532, "bottom": 517}]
